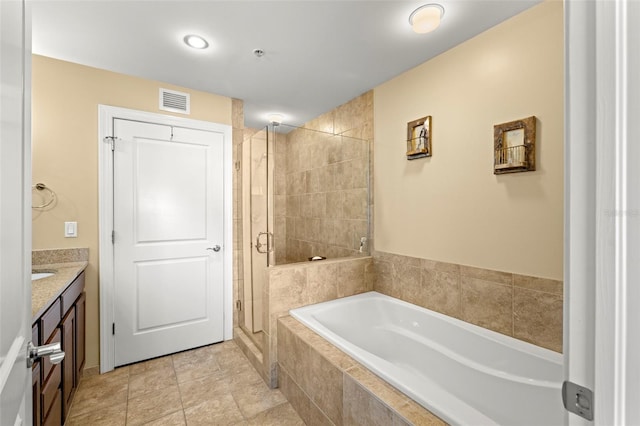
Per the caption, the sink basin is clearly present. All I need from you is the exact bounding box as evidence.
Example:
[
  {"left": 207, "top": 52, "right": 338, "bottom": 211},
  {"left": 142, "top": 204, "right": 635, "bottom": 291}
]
[{"left": 32, "top": 271, "right": 55, "bottom": 281}]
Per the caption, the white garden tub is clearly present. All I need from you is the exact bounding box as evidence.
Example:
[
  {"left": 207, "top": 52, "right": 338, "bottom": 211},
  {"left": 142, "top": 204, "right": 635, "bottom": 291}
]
[{"left": 290, "top": 291, "right": 564, "bottom": 426}]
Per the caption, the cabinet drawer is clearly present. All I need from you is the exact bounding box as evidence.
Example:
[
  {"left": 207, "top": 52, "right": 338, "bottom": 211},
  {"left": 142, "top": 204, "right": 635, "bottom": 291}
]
[
  {"left": 39, "top": 299, "right": 61, "bottom": 343},
  {"left": 61, "top": 272, "right": 85, "bottom": 315},
  {"left": 42, "top": 363, "right": 61, "bottom": 420}
]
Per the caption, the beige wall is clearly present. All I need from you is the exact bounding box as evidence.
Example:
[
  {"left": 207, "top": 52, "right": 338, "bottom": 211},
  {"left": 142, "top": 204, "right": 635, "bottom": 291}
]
[
  {"left": 32, "top": 55, "right": 233, "bottom": 369},
  {"left": 373, "top": 1, "right": 564, "bottom": 280}
]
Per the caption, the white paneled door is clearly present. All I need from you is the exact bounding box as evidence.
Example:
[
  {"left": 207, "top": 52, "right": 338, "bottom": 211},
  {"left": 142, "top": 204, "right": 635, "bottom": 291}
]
[
  {"left": 0, "top": 0, "right": 31, "bottom": 425},
  {"left": 113, "top": 119, "right": 224, "bottom": 366}
]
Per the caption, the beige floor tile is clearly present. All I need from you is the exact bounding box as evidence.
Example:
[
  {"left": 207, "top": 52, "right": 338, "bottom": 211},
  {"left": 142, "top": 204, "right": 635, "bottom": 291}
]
[
  {"left": 77, "top": 365, "right": 129, "bottom": 391},
  {"left": 183, "top": 394, "right": 244, "bottom": 426},
  {"left": 142, "top": 410, "right": 187, "bottom": 426},
  {"left": 246, "top": 402, "right": 305, "bottom": 425},
  {"left": 178, "top": 373, "right": 231, "bottom": 408},
  {"left": 67, "top": 341, "right": 295, "bottom": 426},
  {"left": 69, "top": 375, "right": 128, "bottom": 417},
  {"left": 129, "top": 363, "right": 178, "bottom": 399},
  {"left": 126, "top": 384, "right": 184, "bottom": 426},
  {"left": 230, "top": 378, "right": 287, "bottom": 419},
  {"left": 173, "top": 345, "right": 221, "bottom": 383},
  {"left": 130, "top": 355, "right": 175, "bottom": 376},
  {"left": 65, "top": 402, "right": 127, "bottom": 426}
]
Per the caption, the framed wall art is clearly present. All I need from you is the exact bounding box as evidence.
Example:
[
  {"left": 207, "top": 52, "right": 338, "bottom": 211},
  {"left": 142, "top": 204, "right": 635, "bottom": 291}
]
[
  {"left": 493, "top": 116, "right": 536, "bottom": 174},
  {"left": 406, "top": 116, "right": 431, "bottom": 160}
]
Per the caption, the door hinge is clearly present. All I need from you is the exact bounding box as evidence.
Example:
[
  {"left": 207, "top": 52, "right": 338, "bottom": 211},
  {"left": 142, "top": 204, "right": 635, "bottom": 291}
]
[
  {"left": 111, "top": 230, "right": 115, "bottom": 244},
  {"left": 235, "top": 300, "right": 242, "bottom": 311},
  {"left": 234, "top": 161, "right": 240, "bottom": 171},
  {"left": 562, "top": 381, "right": 594, "bottom": 421},
  {"left": 104, "top": 136, "right": 116, "bottom": 151},
  {"left": 112, "top": 323, "right": 115, "bottom": 335}
]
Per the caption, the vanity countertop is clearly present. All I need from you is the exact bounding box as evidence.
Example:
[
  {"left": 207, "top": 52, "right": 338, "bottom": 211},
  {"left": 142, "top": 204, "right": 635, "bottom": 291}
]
[{"left": 32, "top": 261, "right": 88, "bottom": 322}]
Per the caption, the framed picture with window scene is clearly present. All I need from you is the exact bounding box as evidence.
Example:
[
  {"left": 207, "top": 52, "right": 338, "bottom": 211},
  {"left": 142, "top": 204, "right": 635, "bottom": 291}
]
[{"left": 406, "top": 116, "right": 432, "bottom": 160}]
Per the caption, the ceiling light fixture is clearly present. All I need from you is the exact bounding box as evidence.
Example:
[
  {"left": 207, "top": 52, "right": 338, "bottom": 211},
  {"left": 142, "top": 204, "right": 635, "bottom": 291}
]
[
  {"left": 268, "top": 113, "right": 284, "bottom": 126},
  {"left": 409, "top": 4, "right": 444, "bottom": 34},
  {"left": 183, "top": 34, "right": 209, "bottom": 49}
]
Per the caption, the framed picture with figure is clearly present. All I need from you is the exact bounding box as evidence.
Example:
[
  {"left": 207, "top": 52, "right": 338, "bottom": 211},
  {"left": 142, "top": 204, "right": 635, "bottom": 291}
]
[{"left": 406, "top": 116, "right": 431, "bottom": 160}]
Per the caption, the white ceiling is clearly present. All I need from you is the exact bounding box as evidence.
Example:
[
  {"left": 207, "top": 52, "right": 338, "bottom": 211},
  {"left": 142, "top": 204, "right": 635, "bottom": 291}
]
[{"left": 31, "top": 0, "right": 540, "bottom": 129}]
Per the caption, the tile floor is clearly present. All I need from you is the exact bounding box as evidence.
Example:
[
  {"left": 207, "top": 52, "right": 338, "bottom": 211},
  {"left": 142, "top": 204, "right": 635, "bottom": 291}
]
[{"left": 66, "top": 341, "right": 304, "bottom": 425}]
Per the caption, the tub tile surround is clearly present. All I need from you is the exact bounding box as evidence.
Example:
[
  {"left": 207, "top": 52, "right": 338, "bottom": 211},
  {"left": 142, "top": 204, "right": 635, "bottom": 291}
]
[
  {"left": 259, "top": 256, "right": 373, "bottom": 387},
  {"left": 373, "top": 251, "right": 563, "bottom": 353},
  {"left": 278, "top": 316, "right": 446, "bottom": 426}
]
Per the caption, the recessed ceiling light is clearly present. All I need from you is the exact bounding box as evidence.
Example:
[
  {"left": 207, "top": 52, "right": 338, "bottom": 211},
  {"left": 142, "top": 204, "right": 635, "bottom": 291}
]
[
  {"left": 183, "top": 34, "right": 209, "bottom": 49},
  {"left": 409, "top": 4, "right": 445, "bottom": 34},
  {"left": 267, "top": 113, "right": 284, "bottom": 125}
]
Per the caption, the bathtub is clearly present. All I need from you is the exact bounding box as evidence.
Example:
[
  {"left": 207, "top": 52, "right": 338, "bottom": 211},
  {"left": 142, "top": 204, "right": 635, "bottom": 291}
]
[{"left": 289, "top": 291, "right": 564, "bottom": 426}]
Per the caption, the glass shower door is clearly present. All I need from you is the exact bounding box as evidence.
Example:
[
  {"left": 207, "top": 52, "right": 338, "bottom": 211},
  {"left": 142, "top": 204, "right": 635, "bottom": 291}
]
[{"left": 241, "top": 126, "right": 271, "bottom": 334}]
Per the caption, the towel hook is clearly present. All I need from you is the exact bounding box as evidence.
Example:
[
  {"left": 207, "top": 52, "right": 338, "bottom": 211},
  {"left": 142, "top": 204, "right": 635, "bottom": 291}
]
[{"left": 32, "top": 183, "right": 56, "bottom": 209}]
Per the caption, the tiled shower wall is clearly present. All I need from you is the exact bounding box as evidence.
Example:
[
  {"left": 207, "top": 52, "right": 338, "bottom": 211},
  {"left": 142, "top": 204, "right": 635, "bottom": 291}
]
[
  {"left": 372, "top": 251, "right": 563, "bottom": 353},
  {"left": 275, "top": 91, "right": 374, "bottom": 263}
]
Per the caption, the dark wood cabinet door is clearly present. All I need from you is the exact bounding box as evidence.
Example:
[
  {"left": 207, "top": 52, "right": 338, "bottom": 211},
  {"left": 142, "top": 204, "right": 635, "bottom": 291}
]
[
  {"left": 32, "top": 362, "right": 42, "bottom": 426},
  {"left": 75, "top": 292, "right": 86, "bottom": 382},
  {"left": 61, "top": 307, "right": 76, "bottom": 418}
]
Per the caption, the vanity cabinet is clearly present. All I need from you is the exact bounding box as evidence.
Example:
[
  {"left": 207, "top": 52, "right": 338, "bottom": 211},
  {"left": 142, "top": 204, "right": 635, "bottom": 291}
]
[{"left": 32, "top": 271, "right": 86, "bottom": 426}]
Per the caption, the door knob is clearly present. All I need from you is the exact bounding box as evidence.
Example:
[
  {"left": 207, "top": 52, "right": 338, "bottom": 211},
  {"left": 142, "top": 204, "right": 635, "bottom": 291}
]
[
  {"left": 27, "top": 341, "right": 64, "bottom": 367},
  {"left": 207, "top": 245, "right": 221, "bottom": 252}
]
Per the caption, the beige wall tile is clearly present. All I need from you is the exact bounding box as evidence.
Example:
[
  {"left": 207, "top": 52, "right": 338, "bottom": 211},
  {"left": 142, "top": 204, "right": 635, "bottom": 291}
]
[
  {"left": 343, "top": 373, "right": 395, "bottom": 426},
  {"left": 513, "top": 274, "right": 563, "bottom": 295},
  {"left": 269, "top": 266, "right": 308, "bottom": 314},
  {"left": 461, "top": 276, "right": 513, "bottom": 336},
  {"left": 421, "top": 259, "right": 460, "bottom": 274},
  {"left": 420, "top": 269, "right": 462, "bottom": 318},
  {"left": 307, "top": 347, "right": 344, "bottom": 425},
  {"left": 278, "top": 366, "right": 312, "bottom": 424},
  {"left": 460, "top": 265, "right": 513, "bottom": 286},
  {"left": 513, "top": 287, "right": 563, "bottom": 352},
  {"left": 343, "top": 188, "right": 368, "bottom": 220},
  {"left": 373, "top": 258, "right": 403, "bottom": 299},
  {"left": 307, "top": 263, "right": 339, "bottom": 303},
  {"left": 337, "top": 259, "right": 367, "bottom": 297}
]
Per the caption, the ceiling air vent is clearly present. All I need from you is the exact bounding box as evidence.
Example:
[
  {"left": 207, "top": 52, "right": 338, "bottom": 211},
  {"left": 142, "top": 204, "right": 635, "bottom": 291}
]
[{"left": 159, "top": 88, "right": 190, "bottom": 114}]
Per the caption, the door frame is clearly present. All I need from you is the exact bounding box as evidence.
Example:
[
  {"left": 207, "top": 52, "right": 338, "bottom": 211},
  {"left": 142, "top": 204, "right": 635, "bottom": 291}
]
[
  {"left": 565, "top": 1, "right": 640, "bottom": 424},
  {"left": 97, "top": 105, "right": 233, "bottom": 373}
]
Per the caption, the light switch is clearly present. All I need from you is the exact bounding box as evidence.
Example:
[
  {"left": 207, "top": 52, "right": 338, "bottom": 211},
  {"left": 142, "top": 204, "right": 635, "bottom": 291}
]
[{"left": 64, "top": 221, "right": 77, "bottom": 238}]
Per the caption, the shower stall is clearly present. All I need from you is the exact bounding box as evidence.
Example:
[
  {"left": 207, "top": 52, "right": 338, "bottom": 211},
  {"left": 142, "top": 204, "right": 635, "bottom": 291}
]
[{"left": 238, "top": 123, "right": 371, "bottom": 345}]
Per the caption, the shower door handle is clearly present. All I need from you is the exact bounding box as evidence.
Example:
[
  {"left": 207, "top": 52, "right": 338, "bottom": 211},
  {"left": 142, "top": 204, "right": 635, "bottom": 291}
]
[{"left": 255, "top": 232, "right": 273, "bottom": 254}]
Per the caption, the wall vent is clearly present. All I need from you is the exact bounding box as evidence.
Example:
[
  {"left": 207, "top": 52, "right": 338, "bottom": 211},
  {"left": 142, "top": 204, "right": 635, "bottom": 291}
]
[{"left": 159, "top": 88, "right": 190, "bottom": 114}]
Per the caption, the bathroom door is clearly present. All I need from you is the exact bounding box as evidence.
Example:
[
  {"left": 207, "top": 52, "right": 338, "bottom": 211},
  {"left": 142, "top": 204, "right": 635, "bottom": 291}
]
[
  {"left": 0, "top": 0, "right": 31, "bottom": 424},
  {"left": 112, "top": 119, "right": 224, "bottom": 366}
]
